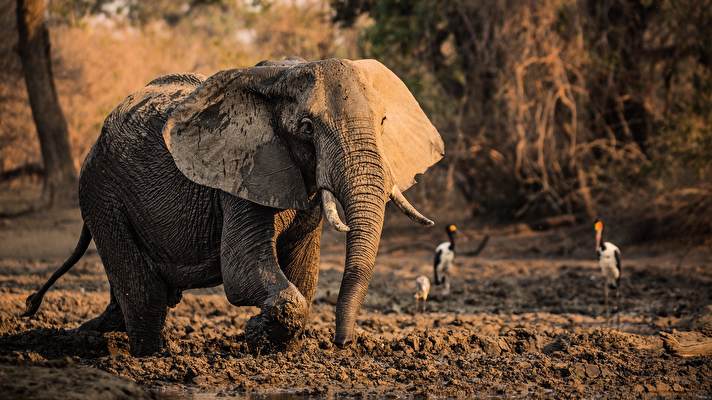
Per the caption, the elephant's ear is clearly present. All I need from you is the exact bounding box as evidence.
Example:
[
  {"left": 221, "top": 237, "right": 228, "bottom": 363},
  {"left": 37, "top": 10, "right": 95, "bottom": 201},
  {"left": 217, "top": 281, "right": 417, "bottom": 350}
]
[
  {"left": 348, "top": 59, "right": 445, "bottom": 191},
  {"left": 163, "top": 68, "right": 309, "bottom": 209}
]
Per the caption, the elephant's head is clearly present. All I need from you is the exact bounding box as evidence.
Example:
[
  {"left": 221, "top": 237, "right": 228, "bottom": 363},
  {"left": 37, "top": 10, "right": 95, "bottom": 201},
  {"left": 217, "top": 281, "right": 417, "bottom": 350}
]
[{"left": 163, "top": 58, "right": 444, "bottom": 346}]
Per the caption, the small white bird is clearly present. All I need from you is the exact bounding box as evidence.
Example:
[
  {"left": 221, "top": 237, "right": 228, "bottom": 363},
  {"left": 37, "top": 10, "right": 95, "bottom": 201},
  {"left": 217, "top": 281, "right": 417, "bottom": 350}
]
[
  {"left": 433, "top": 224, "right": 457, "bottom": 297},
  {"left": 595, "top": 218, "right": 622, "bottom": 325},
  {"left": 414, "top": 275, "right": 431, "bottom": 313}
]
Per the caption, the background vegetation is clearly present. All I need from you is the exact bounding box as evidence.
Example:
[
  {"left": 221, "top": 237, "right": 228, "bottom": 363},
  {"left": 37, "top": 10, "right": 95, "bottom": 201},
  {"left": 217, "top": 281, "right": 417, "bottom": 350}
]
[{"left": 1, "top": 0, "right": 710, "bottom": 239}]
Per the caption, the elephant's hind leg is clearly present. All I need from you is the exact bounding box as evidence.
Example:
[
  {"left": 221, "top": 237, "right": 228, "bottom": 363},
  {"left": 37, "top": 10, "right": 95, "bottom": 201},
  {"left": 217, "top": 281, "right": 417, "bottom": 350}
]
[
  {"left": 90, "top": 216, "right": 169, "bottom": 356},
  {"left": 78, "top": 287, "right": 126, "bottom": 333},
  {"left": 277, "top": 216, "right": 323, "bottom": 308}
]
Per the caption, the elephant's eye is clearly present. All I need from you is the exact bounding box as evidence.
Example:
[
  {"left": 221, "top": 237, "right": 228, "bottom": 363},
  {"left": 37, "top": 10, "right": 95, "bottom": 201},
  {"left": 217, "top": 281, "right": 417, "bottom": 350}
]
[{"left": 299, "top": 118, "right": 314, "bottom": 137}]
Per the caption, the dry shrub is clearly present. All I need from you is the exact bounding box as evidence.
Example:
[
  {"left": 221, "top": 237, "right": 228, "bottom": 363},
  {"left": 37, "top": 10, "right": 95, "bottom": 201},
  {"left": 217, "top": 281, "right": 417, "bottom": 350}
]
[
  {"left": 461, "top": 1, "right": 655, "bottom": 221},
  {"left": 421, "top": 1, "right": 644, "bottom": 220},
  {"left": 1, "top": 0, "right": 359, "bottom": 173}
]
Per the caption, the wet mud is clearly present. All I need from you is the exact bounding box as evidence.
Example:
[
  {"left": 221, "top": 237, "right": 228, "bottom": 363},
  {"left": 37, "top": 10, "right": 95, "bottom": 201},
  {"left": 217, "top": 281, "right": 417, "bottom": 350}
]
[{"left": 1, "top": 206, "right": 711, "bottom": 398}]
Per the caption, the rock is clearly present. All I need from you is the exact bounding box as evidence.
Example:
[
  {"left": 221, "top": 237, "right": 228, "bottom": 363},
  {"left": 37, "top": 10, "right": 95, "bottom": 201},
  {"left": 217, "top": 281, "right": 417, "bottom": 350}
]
[
  {"left": 571, "top": 362, "right": 587, "bottom": 378},
  {"left": 585, "top": 364, "right": 601, "bottom": 378},
  {"left": 480, "top": 338, "right": 501, "bottom": 356}
]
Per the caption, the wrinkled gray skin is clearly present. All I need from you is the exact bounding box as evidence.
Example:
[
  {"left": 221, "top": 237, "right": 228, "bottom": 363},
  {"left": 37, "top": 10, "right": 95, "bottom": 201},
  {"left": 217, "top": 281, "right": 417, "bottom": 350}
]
[{"left": 24, "top": 58, "right": 441, "bottom": 356}]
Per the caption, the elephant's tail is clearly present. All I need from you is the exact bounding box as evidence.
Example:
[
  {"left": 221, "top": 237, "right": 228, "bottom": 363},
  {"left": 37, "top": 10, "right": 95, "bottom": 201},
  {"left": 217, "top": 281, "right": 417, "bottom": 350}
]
[{"left": 21, "top": 224, "right": 92, "bottom": 317}]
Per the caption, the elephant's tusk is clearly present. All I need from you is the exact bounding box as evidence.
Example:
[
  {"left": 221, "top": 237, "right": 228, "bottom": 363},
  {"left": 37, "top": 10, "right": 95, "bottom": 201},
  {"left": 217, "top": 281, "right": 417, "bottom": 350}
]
[
  {"left": 321, "top": 189, "right": 350, "bottom": 232},
  {"left": 390, "top": 185, "right": 435, "bottom": 226}
]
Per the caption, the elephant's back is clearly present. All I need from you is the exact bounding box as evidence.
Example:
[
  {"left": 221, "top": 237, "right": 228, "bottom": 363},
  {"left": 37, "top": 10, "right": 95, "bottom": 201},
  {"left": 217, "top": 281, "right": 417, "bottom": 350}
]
[
  {"left": 146, "top": 73, "right": 205, "bottom": 87},
  {"left": 81, "top": 73, "right": 205, "bottom": 185},
  {"left": 100, "top": 73, "right": 205, "bottom": 149}
]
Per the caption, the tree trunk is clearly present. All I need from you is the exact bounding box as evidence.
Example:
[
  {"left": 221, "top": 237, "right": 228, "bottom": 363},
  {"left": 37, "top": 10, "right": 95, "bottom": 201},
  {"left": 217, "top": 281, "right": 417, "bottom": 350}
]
[{"left": 16, "top": 0, "right": 77, "bottom": 207}]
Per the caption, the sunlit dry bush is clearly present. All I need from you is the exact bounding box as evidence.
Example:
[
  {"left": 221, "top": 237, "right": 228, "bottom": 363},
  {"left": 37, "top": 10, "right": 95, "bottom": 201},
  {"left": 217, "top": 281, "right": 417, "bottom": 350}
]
[{"left": 0, "top": 0, "right": 359, "bottom": 174}]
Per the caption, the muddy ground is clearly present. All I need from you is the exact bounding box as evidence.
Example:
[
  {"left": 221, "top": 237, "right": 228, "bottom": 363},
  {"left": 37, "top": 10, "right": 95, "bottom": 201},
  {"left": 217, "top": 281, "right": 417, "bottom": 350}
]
[{"left": 1, "top": 185, "right": 711, "bottom": 398}]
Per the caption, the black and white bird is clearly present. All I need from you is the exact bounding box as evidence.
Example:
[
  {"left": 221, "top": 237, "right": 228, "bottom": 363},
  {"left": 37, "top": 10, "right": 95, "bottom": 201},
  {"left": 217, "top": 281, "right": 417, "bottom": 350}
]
[
  {"left": 433, "top": 224, "right": 457, "bottom": 297},
  {"left": 414, "top": 275, "right": 431, "bottom": 313},
  {"left": 594, "top": 218, "right": 622, "bottom": 324}
]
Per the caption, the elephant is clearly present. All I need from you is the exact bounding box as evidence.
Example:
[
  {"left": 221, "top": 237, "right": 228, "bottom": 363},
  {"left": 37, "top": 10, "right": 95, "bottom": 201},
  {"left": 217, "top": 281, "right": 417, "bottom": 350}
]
[{"left": 22, "top": 57, "right": 444, "bottom": 356}]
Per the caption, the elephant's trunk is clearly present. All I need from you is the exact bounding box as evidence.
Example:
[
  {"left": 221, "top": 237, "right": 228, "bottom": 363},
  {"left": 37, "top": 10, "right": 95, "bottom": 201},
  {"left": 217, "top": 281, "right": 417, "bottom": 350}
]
[
  {"left": 319, "top": 123, "right": 387, "bottom": 347},
  {"left": 335, "top": 178, "right": 386, "bottom": 346}
]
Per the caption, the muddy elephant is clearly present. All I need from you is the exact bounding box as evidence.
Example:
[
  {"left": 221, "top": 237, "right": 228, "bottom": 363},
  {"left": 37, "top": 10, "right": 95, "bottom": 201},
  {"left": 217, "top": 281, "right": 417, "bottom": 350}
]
[{"left": 22, "top": 58, "right": 444, "bottom": 356}]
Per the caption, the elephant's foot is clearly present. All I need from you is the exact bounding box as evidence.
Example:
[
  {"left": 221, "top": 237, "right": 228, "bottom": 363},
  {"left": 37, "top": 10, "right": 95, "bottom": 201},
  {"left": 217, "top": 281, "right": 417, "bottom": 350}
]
[
  {"left": 245, "top": 286, "right": 308, "bottom": 353},
  {"left": 123, "top": 304, "right": 168, "bottom": 357},
  {"left": 128, "top": 332, "right": 164, "bottom": 357}
]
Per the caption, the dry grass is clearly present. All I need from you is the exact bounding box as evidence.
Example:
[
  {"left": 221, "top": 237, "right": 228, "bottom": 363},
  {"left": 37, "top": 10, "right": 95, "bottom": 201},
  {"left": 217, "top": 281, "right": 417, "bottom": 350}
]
[{"left": 0, "top": 0, "right": 358, "bottom": 173}]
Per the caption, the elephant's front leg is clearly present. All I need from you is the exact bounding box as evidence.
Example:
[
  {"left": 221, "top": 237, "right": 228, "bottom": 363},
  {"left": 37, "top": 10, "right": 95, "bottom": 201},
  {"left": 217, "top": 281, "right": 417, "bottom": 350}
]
[{"left": 220, "top": 194, "right": 308, "bottom": 352}]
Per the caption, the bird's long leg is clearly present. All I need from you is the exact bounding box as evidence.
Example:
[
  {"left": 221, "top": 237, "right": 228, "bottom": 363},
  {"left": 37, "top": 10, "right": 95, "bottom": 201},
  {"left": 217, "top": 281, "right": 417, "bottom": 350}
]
[
  {"left": 604, "top": 283, "right": 610, "bottom": 324},
  {"left": 615, "top": 285, "right": 621, "bottom": 327}
]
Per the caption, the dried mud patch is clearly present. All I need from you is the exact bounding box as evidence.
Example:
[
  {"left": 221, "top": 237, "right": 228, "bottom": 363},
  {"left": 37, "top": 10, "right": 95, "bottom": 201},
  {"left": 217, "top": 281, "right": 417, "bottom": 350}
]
[
  {"left": 1, "top": 211, "right": 711, "bottom": 397},
  {"left": 2, "top": 285, "right": 711, "bottom": 398}
]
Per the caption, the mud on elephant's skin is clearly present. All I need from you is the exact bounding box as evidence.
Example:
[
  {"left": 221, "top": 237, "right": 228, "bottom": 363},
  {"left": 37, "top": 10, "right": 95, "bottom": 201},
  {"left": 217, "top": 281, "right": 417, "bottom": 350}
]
[{"left": 21, "top": 57, "right": 444, "bottom": 356}]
